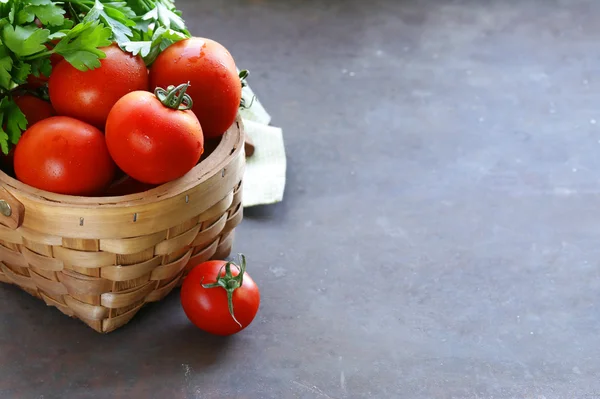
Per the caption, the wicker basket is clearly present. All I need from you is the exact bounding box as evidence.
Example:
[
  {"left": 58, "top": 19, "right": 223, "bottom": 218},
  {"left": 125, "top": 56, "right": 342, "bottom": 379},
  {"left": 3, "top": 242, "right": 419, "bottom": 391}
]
[{"left": 0, "top": 117, "right": 246, "bottom": 333}]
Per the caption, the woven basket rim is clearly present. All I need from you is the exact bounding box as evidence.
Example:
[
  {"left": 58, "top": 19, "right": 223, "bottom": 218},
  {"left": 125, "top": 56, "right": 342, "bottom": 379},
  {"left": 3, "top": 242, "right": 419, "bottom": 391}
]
[{"left": 0, "top": 117, "right": 244, "bottom": 209}]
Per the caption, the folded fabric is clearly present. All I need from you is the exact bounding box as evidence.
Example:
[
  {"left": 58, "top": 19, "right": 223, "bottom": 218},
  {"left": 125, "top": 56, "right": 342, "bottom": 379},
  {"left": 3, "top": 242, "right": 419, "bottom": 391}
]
[{"left": 242, "top": 119, "right": 287, "bottom": 207}]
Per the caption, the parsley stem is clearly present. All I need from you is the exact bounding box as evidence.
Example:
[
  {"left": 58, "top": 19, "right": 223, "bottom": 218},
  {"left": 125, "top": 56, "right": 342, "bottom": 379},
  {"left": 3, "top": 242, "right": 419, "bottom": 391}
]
[{"left": 22, "top": 49, "right": 55, "bottom": 61}]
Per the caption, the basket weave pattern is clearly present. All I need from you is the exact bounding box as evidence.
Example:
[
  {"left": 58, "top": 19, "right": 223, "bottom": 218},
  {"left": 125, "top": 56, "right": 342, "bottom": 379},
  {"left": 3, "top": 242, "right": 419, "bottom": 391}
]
[{"left": 0, "top": 119, "right": 245, "bottom": 333}]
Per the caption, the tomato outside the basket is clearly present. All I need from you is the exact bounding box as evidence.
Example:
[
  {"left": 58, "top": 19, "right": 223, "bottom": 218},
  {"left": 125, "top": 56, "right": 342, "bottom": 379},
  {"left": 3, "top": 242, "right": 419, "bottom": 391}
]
[
  {"left": 49, "top": 43, "right": 149, "bottom": 128},
  {"left": 149, "top": 37, "right": 242, "bottom": 139},
  {"left": 181, "top": 257, "right": 260, "bottom": 336},
  {"left": 14, "top": 116, "right": 116, "bottom": 196}
]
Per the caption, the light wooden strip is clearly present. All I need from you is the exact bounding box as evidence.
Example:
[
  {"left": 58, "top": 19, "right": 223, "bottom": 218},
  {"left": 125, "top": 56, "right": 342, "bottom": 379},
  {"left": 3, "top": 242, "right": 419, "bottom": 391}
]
[
  {"left": 22, "top": 247, "right": 63, "bottom": 271},
  {"left": 162, "top": 246, "right": 189, "bottom": 264},
  {"left": 30, "top": 267, "right": 56, "bottom": 281},
  {"left": 53, "top": 247, "right": 116, "bottom": 268},
  {"left": 232, "top": 182, "right": 243, "bottom": 207},
  {"left": 100, "top": 231, "right": 167, "bottom": 255},
  {"left": 40, "top": 292, "right": 74, "bottom": 317},
  {"left": 113, "top": 274, "right": 150, "bottom": 292},
  {"left": 58, "top": 270, "right": 113, "bottom": 295},
  {"left": 224, "top": 204, "right": 243, "bottom": 234},
  {"left": 193, "top": 213, "right": 227, "bottom": 248},
  {"left": 0, "top": 224, "right": 23, "bottom": 244},
  {"left": 80, "top": 318, "right": 103, "bottom": 333},
  {"left": 116, "top": 247, "right": 154, "bottom": 266},
  {"left": 186, "top": 240, "right": 219, "bottom": 273},
  {"left": 62, "top": 238, "right": 100, "bottom": 252},
  {"left": 19, "top": 227, "right": 62, "bottom": 246},
  {"left": 197, "top": 191, "right": 234, "bottom": 223},
  {"left": 100, "top": 282, "right": 155, "bottom": 309},
  {"left": 69, "top": 292, "right": 100, "bottom": 306},
  {"left": 146, "top": 272, "right": 181, "bottom": 302},
  {"left": 2, "top": 242, "right": 19, "bottom": 251},
  {"left": 63, "top": 295, "right": 108, "bottom": 321},
  {"left": 39, "top": 289, "right": 64, "bottom": 304},
  {"left": 101, "top": 256, "right": 162, "bottom": 282},
  {"left": 0, "top": 244, "right": 28, "bottom": 268},
  {"left": 103, "top": 304, "right": 143, "bottom": 333},
  {"left": 150, "top": 249, "right": 192, "bottom": 281},
  {"left": 22, "top": 239, "right": 53, "bottom": 257},
  {"left": 0, "top": 262, "right": 36, "bottom": 290},
  {"left": 154, "top": 225, "right": 200, "bottom": 256},
  {"left": 30, "top": 270, "right": 68, "bottom": 296},
  {"left": 213, "top": 231, "right": 234, "bottom": 261},
  {"left": 167, "top": 217, "right": 199, "bottom": 239}
]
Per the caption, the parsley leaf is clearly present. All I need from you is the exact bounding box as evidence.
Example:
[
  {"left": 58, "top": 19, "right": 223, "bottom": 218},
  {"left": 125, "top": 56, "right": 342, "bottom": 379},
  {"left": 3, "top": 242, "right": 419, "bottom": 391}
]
[
  {"left": 83, "top": 0, "right": 134, "bottom": 45},
  {"left": 122, "top": 26, "right": 186, "bottom": 65},
  {"left": 30, "top": 56, "right": 51, "bottom": 77},
  {"left": 2, "top": 24, "right": 50, "bottom": 57},
  {"left": 141, "top": 2, "right": 185, "bottom": 31},
  {"left": 12, "top": 60, "right": 32, "bottom": 83},
  {"left": 52, "top": 20, "right": 112, "bottom": 70},
  {"left": 0, "top": 128, "right": 8, "bottom": 155},
  {"left": 16, "top": 0, "right": 66, "bottom": 27},
  {"left": 0, "top": 97, "right": 27, "bottom": 154},
  {"left": 0, "top": 45, "right": 13, "bottom": 89}
]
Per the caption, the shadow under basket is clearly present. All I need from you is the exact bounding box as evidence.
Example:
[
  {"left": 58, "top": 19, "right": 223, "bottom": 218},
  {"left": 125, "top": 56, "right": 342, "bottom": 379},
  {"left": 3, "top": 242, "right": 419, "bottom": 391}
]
[{"left": 0, "top": 117, "right": 246, "bottom": 333}]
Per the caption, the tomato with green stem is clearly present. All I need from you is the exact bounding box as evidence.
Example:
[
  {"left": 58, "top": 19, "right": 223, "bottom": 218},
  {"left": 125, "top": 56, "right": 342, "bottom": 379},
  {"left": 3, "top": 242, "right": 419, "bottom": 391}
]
[
  {"left": 49, "top": 43, "right": 149, "bottom": 128},
  {"left": 149, "top": 37, "right": 242, "bottom": 139},
  {"left": 105, "top": 83, "right": 204, "bottom": 185},
  {"left": 181, "top": 255, "right": 260, "bottom": 336}
]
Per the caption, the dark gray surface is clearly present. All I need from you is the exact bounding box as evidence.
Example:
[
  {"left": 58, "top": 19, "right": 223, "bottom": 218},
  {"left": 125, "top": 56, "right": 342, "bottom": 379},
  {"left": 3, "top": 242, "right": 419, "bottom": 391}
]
[{"left": 2, "top": 0, "right": 600, "bottom": 398}]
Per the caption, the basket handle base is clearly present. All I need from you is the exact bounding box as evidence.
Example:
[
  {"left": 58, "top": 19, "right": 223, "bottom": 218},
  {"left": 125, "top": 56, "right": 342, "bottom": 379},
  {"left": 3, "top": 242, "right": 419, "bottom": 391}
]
[{"left": 0, "top": 186, "right": 24, "bottom": 230}]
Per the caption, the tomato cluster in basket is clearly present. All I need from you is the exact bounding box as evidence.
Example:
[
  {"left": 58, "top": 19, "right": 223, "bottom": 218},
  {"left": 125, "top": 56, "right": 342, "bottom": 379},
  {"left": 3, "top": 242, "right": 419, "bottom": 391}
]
[
  {"left": 0, "top": 1, "right": 261, "bottom": 335},
  {"left": 0, "top": 0, "right": 250, "bottom": 198}
]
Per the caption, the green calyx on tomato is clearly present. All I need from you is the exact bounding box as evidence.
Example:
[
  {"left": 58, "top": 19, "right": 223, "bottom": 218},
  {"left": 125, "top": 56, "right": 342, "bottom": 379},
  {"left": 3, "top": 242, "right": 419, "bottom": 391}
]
[
  {"left": 154, "top": 83, "right": 193, "bottom": 111},
  {"left": 200, "top": 254, "right": 248, "bottom": 328}
]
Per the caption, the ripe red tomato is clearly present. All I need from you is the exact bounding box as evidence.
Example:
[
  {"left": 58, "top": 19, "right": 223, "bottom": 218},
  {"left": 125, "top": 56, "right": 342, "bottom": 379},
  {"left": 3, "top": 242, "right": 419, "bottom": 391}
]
[
  {"left": 49, "top": 44, "right": 149, "bottom": 128},
  {"left": 13, "top": 95, "right": 55, "bottom": 127},
  {"left": 149, "top": 37, "right": 241, "bottom": 139},
  {"left": 14, "top": 116, "right": 116, "bottom": 196},
  {"left": 0, "top": 95, "right": 55, "bottom": 175},
  {"left": 181, "top": 255, "right": 260, "bottom": 336},
  {"left": 105, "top": 84, "right": 204, "bottom": 185}
]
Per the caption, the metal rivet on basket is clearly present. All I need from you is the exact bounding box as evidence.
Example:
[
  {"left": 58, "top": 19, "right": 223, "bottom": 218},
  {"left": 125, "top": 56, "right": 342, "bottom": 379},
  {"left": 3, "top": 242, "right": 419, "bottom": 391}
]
[
  {"left": 0, "top": 200, "right": 11, "bottom": 217},
  {"left": 222, "top": 169, "right": 226, "bottom": 177},
  {"left": 133, "top": 213, "right": 138, "bottom": 222},
  {"left": 79, "top": 218, "right": 84, "bottom": 226},
  {"left": 185, "top": 195, "right": 189, "bottom": 203}
]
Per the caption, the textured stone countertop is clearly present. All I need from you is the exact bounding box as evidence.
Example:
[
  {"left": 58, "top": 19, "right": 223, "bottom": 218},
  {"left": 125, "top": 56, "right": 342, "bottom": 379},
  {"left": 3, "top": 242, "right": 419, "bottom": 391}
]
[{"left": 2, "top": 1, "right": 599, "bottom": 398}]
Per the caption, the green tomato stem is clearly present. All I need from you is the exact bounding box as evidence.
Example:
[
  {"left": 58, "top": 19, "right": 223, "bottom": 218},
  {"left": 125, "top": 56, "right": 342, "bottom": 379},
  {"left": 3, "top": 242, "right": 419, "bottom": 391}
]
[
  {"left": 154, "top": 83, "right": 194, "bottom": 111},
  {"left": 201, "top": 254, "right": 248, "bottom": 328}
]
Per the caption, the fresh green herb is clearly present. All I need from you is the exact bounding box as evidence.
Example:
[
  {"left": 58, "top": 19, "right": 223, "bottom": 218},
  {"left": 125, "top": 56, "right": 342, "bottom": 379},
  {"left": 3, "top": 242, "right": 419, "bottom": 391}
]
[{"left": 0, "top": 0, "right": 191, "bottom": 154}]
